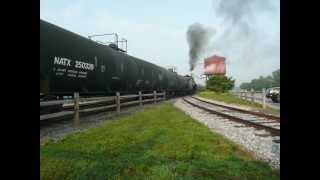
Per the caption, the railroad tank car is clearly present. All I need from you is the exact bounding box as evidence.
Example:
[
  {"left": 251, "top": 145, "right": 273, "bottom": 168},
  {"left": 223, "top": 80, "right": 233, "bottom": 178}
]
[{"left": 40, "top": 19, "right": 196, "bottom": 97}]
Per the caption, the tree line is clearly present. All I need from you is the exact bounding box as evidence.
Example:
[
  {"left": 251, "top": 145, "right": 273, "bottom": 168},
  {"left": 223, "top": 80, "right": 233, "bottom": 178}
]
[{"left": 239, "top": 69, "right": 280, "bottom": 91}]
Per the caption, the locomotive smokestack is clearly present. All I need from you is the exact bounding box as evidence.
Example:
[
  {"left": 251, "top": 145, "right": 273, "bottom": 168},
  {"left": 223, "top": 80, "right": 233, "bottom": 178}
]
[{"left": 186, "top": 23, "right": 214, "bottom": 71}]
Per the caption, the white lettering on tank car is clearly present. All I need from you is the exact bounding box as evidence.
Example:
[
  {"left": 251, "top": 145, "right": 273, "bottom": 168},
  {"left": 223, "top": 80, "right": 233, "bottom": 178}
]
[
  {"left": 54, "top": 56, "right": 71, "bottom": 66},
  {"left": 78, "top": 74, "right": 87, "bottom": 78},
  {"left": 79, "top": 71, "right": 87, "bottom": 75},
  {"left": 55, "top": 72, "right": 64, "bottom": 76},
  {"left": 75, "top": 61, "right": 95, "bottom": 71},
  {"left": 53, "top": 56, "right": 94, "bottom": 71},
  {"left": 67, "top": 73, "right": 77, "bottom": 77},
  {"left": 57, "top": 68, "right": 66, "bottom": 72},
  {"left": 67, "top": 69, "right": 78, "bottom": 74}
]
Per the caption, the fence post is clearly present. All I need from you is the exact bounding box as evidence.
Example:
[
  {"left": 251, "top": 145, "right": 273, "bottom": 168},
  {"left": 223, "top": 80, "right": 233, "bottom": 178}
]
[
  {"left": 139, "top": 91, "right": 142, "bottom": 107},
  {"left": 116, "top": 92, "right": 120, "bottom": 115},
  {"left": 73, "top": 92, "right": 80, "bottom": 128},
  {"left": 244, "top": 90, "right": 247, "bottom": 100},
  {"left": 251, "top": 89, "right": 254, "bottom": 102},
  {"left": 153, "top": 91, "right": 157, "bottom": 104},
  {"left": 163, "top": 91, "right": 166, "bottom": 100},
  {"left": 262, "top": 88, "right": 266, "bottom": 109}
]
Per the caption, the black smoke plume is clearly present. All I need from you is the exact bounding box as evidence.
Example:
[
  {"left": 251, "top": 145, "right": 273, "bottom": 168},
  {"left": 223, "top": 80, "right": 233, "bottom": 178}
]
[{"left": 187, "top": 23, "right": 214, "bottom": 71}]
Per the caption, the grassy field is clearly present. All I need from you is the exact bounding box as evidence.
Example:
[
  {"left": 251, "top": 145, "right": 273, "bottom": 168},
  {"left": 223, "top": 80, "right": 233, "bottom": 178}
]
[
  {"left": 197, "top": 90, "right": 280, "bottom": 116},
  {"left": 41, "top": 103, "right": 279, "bottom": 179}
]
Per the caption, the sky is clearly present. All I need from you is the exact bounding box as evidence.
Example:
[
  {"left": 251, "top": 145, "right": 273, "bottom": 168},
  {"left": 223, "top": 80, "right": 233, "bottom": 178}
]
[{"left": 40, "top": 0, "right": 279, "bottom": 86}]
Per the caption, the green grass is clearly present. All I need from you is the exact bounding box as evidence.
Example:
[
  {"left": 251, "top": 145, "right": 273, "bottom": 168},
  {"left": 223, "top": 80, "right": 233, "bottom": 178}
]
[
  {"left": 41, "top": 103, "right": 279, "bottom": 179},
  {"left": 197, "top": 90, "right": 280, "bottom": 116}
]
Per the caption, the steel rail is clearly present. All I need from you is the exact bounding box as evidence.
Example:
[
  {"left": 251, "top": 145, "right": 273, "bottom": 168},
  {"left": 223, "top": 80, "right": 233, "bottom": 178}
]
[
  {"left": 191, "top": 96, "right": 280, "bottom": 122},
  {"left": 183, "top": 97, "right": 280, "bottom": 136}
]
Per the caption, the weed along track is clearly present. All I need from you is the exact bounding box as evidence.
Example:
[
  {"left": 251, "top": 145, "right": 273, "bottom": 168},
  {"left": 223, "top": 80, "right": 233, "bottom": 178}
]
[{"left": 183, "top": 96, "right": 280, "bottom": 137}]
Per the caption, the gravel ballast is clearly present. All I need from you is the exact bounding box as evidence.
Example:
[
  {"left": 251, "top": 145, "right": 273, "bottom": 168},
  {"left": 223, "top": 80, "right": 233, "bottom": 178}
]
[{"left": 174, "top": 98, "right": 280, "bottom": 169}]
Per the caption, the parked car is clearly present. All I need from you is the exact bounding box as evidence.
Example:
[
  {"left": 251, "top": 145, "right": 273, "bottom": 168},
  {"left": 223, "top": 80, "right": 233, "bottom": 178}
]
[{"left": 266, "top": 87, "right": 280, "bottom": 103}]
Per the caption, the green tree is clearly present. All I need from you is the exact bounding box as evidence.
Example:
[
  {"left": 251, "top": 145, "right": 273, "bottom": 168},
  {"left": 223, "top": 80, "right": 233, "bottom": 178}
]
[
  {"left": 272, "top": 69, "right": 280, "bottom": 87},
  {"left": 239, "top": 68, "right": 280, "bottom": 90},
  {"left": 206, "top": 75, "right": 235, "bottom": 93},
  {"left": 239, "top": 82, "right": 251, "bottom": 90},
  {"left": 251, "top": 76, "right": 273, "bottom": 90}
]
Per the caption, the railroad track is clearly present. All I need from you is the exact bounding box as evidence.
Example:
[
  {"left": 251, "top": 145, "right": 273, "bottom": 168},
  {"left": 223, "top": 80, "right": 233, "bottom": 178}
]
[{"left": 183, "top": 96, "right": 280, "bottom": 136}]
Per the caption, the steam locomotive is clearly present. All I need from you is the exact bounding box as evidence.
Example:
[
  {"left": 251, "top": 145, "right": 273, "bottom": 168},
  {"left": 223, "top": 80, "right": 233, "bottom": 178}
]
[{"left": 40, "top": 19, "right": 197, "bottom": 99}]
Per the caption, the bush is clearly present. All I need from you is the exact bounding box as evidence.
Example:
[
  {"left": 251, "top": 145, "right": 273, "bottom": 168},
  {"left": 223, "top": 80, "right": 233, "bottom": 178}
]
[{"left": 206, "top": 75, "right": 235, "bottom": 93}]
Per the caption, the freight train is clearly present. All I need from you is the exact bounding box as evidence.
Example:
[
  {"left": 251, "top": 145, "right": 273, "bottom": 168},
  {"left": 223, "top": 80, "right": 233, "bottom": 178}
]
[{"left": 40, "top": 19, "right": 197, "bottom": 99}]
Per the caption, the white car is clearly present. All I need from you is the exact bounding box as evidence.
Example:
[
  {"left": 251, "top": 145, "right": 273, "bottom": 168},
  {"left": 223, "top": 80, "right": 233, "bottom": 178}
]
[{"left": 266, "top": 87, "right": 280, "bottom": 103}]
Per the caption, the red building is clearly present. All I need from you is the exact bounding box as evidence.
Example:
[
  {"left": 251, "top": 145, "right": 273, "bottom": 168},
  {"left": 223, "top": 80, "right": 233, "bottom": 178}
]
[{"left": 204, "top": 55, "right": 226, "bottom": 76}]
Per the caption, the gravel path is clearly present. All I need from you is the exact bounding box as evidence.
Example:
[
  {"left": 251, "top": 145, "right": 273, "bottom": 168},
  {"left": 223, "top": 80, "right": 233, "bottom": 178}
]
[{"left": 174, "top": 98, "right": 280, "bottom": 170}]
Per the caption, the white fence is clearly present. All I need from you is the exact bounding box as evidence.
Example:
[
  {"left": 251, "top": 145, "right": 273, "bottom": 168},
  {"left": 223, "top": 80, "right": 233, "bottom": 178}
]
[{"left": 230, "top": 89, "right": 267, "bottom": 109}]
